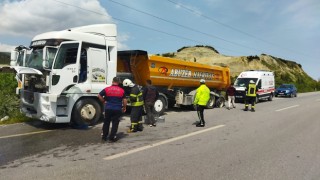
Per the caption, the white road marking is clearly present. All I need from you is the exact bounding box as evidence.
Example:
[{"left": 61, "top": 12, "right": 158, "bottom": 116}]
[
  {"left": 0, "top": 130, "right": 53, "bottom": 139},
  {"left": 103, "top": 124, "right": 225, "bottom": 160},
  {"left": 275, "top": 105, "right": 299, "bottom": 112}
]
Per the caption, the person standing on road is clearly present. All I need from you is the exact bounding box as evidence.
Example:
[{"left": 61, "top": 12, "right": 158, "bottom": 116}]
[
  {"left": 244, "top": 80, "right": 257, "bottom": 112},
  {"left": 98, "top": 77, "right": 127, "bottom": 142},
  {"left": 123, "top": 79, "right": 144, "bottom": 132},
  {"left": 193, "top": 79, "right": 210, "bottom": 127},
  {"left": 143, "top": 79, "right": 159, "bottom": 127},
  {"left": 226, "top": 83, "right": 236, "bottom": 110}
]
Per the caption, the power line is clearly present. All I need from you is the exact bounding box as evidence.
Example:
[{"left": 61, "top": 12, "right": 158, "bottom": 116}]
[
  {"left": 166, "top": 0, "right": 313, "bottom": 58},
  {"left": 51, "top": 0, "right": 244, "bottom": 54},
  {"left": 108, "top": 0, "right": 266, "bottom": 53}
]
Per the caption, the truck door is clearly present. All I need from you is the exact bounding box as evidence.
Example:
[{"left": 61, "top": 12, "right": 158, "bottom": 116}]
[{"left": 50, "top": 41, "right": 82, "bottom": 94}]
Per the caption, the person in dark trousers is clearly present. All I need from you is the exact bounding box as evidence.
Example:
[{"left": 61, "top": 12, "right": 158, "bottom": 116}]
[
  {"left": 123, "top": 79, "right": 144, "bottom": 132},
  {"left": 244, "top": 80, "right": 257, "bottom": 112},
  {"left": 98, "top": 77, "right": 127, "bottom": 142},
  {"left": 193, "top": 79, "right": 210, "bottom": 127},
  {"left": 143, "top": 79, "right": 159, "bottom": 127},
  {"left": 226, "top": 83, "right": 236, "bottom": 110}
]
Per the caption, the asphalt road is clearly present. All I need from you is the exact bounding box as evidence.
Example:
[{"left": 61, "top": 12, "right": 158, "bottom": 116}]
[{"left": 1, "top": 92, "right": 320, "bottom": 180}]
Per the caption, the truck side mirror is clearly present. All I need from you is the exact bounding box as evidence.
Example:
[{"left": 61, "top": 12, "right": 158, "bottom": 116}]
[
  {"left": 10, "top": 50, "right": 18, "bottom": 66},
  {"left": 42, "top": 47, "right": 49, "bottom": 69}
]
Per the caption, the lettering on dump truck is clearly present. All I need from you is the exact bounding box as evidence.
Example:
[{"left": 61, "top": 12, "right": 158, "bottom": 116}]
[
  {"left": 169, "top": 68, "right": 214, "bottom": 79},
  {"left": 169, "top": 69, "right": 192, "bottom": 77}
]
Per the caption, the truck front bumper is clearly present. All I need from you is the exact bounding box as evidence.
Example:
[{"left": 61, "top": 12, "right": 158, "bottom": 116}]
[{"left": 20, "top": 90, "right": 69, "bottom": 123}]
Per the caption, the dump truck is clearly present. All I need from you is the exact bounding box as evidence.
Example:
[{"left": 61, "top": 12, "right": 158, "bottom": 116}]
[
  {"left": 4, "top": 24, "right": 230, "bottom": 126},
  {"left": 117, "top": 50, "right": 230, "bottom": 114}
]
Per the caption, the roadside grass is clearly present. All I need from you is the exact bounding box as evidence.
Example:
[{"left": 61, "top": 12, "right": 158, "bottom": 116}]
[{"left": 0, "top": 114, "right": 33, "bottom": 125}]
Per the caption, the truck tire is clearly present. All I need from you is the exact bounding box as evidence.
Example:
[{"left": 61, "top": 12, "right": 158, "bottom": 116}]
[
  {"left": 154, "top": 96, "right": 166, "bottom": 115},
  {"left": 206, "top": 95, "right": 215, "bottom": 109},
  {"left": 268, "top": 93, "right": 273, "bottom": 101},
  {"left": 215, "top": 96, "right": 225, "bottom": 108},
  {"left": 72, "top": 98, "right": 102, "bottom": 126}
]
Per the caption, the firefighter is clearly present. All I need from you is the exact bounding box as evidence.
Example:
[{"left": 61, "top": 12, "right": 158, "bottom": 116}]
[
  {"left": 123, "top": 79, "right": 144, "bottom": 132},
  {"left": 244, "top": 80, "right": 257, "bottom": 112}
]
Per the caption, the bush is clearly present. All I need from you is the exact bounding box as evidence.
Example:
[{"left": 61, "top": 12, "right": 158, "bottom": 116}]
[{"left": 0, "top": 73, "right": 24, "bottom": 121}]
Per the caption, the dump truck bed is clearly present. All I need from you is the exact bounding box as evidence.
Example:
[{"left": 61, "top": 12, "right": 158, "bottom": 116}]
[{"left": 117, "top": 50, "right": 230, "bottom": 90}]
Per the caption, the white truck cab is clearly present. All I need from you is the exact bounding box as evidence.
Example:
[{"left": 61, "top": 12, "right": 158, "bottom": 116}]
[
  {"left": 234, "top": 70, "right": 275, "bottom": 103},
  {"left": 9, "top": 24, "right": 118, "bottom": 126}
]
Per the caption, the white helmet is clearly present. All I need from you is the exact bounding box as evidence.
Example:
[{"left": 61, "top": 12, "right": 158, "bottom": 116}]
[
  {"left": 200, "top": 79, "right": 206, "bottom": 83},
  {"left": 249, "top": 80, "right": 255, "bottom": 84},
  {"left": 123, "top": 79, "right": 135, "bottom": 87}
]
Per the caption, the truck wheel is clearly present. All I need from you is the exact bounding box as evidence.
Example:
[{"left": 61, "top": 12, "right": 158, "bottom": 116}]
[
  {"left": 255, "top": 96, "right": 259, "bottom": 103},
  {"left": 154, "top": 96, "right": 166, "bottom": 115},
  {"left": 206, "top": 95, "right": 215, "bottom": 109},
  {"left": 215, "top": 96, "right": 225, "bottom": 108},
  {"left": 268, "top": 93, "right": 273, "bottom": 101},
  {"left": 72, "top": 98, "right": 102, "bottom": 126}
]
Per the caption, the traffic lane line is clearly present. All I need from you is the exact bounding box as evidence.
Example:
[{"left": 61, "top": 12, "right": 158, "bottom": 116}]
[
  {"left": 103, "top": 124, "right": 225, "bottom": 160},
  {"left": 0, "top": 130, "right": 53, "bottom": 139},
  {"left": 275, "top": 105, "right": 299, "bottom": 112}
]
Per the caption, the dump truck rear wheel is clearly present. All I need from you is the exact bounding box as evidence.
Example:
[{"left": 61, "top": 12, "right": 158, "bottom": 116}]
[
  {"left": 72, "top": 98, "right": 101, "bottom": 126},
  {"left": 154, "top": 96, "right": 166, "bottom": 115},
  {"left": 206, "top": 95, "right": 215, "bottom": 109},
  {"left": 215, "top": 96, "right": 225, "bottom": 108}
]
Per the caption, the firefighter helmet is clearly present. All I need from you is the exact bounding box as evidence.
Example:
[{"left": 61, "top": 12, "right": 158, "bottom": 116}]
[{"left": 123, "top": 79, "right": 135, "bottom": 87}]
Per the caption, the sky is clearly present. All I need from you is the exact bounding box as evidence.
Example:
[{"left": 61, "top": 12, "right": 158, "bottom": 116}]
[{"left": 0, "top": 0, "right": 319, "bottom": 80}]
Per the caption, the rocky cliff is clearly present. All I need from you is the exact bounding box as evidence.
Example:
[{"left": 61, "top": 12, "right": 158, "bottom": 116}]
[{"left": 159, "top": 45, "right": 318, "bottom": 92}]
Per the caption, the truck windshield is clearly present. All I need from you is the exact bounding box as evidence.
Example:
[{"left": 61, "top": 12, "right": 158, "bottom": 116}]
[
  {"left": 234, "top": 78, "right": 258, "bottom": 87},
  {"left": 25, "top": 48, "right": 57, "bottom": 69}
]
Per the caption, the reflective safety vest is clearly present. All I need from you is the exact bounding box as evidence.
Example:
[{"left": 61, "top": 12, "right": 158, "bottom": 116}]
[
  {"left": 246, "top": 84, "right": 257, "bottom": 97},
  {"left": 194, "top": 84, "right": 210, "bottom": 106},
  {"left": 130, "top": 86, "right": 144, "bottom": 106}
]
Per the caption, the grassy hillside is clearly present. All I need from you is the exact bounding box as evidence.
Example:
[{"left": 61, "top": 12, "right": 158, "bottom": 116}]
[{"left": 161, "top": 45, "right": 320, "bottom": 92}]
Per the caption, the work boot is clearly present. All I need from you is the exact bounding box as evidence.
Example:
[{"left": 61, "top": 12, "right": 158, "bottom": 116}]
[
  {"left": 251, "top": 109, "right": 255, "bottom": 112},
  {"left": 244, "top": 108, "right": 248, "bottom": 111},
  {"left": 127, "top": 128, "right": 137, "bottom": 133},
  {"left": 137, "top": 122, "right": 144, "bottom": 131},
  {"left": 196, "top": 123, "right": 205, "bottom": 127},
  {"left": 108, "top": 136, "right": 118, "bottom": 143},
  {"left": 127, "top": 124, "right": 138, "bottom": 133},
  {"left": 101, "top": 136, "right": 107, "bottom": 142}
]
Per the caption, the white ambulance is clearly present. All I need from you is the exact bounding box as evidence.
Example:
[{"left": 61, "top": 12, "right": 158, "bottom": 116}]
[{"left": 234, "top": 70, "right": 275, "bottom": 103}]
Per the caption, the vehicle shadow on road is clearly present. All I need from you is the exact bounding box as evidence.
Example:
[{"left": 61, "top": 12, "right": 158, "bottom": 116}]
[{"left": 25, "top": 119, "right": 76, "bottom": 130}]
